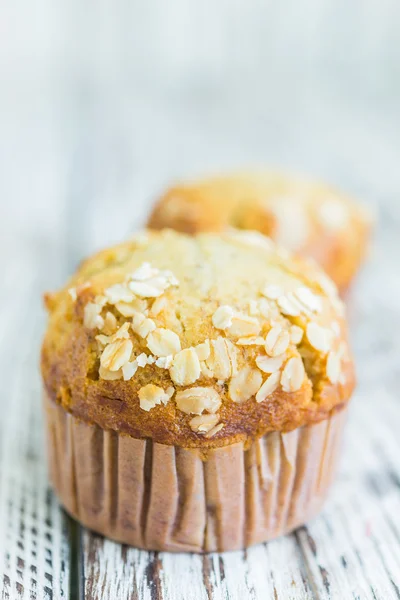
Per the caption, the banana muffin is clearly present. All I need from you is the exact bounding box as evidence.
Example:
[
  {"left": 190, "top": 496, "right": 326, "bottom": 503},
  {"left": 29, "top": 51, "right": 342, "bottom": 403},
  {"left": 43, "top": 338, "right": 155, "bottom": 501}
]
[
  {"left": 42, "top": 229, "right": 355, "bottom": 552},
  {"left": 148, "top": 171, "right": 372, "bottom": 293}
]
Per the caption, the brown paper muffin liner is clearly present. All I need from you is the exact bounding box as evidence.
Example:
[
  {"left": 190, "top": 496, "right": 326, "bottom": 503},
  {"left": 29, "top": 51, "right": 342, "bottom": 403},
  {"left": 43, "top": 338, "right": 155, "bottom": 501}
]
[{"left": 44, "top": 393, "right": 347, "bottom": 553}]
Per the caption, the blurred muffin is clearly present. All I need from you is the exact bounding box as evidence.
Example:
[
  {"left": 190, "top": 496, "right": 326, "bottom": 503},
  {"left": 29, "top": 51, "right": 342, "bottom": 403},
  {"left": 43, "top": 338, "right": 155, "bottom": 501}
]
[
  {"left": 42, "top": 229, "right": 355, "bottom": 552},
  {"left": 148, "top": 172, "right": 372, "bottom": 293}
]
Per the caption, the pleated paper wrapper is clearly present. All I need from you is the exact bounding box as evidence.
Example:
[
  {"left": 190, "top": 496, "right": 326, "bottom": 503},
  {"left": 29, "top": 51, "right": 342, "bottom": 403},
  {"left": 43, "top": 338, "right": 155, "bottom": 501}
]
[{"left": 44, "top": 393, "right": 347, "bottom": 553}]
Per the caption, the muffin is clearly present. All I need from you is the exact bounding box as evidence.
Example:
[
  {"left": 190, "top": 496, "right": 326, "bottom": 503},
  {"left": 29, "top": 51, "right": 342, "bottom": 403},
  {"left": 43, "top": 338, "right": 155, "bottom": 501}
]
[
  {"left": 148, "top": 171, "right": 372, "bottom": 293},
  {"left": 42, "top": 229, "right": 355, "bottom": 552}
]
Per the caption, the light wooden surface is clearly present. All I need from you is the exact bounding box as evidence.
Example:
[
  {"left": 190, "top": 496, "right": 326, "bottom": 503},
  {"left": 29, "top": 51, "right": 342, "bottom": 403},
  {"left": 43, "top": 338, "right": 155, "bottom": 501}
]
[{"left": 1, "top": 3, "right": 400, "bottom": 598}]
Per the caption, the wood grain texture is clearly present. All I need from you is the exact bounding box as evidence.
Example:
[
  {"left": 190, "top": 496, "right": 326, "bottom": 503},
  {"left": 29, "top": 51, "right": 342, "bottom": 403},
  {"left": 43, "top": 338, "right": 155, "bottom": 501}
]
[{"left": 0, "top": 264, "right": 71, "bottom": 599}]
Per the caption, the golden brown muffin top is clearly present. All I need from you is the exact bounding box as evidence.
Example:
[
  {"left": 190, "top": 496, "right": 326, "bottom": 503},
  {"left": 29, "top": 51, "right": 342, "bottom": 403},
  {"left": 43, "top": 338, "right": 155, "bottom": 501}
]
[
  {"left": 148, "top": 171, "right": 372, "bottom": 292},
  {"left": 41, "top": 229, "right": 355, "bottom": 449}
]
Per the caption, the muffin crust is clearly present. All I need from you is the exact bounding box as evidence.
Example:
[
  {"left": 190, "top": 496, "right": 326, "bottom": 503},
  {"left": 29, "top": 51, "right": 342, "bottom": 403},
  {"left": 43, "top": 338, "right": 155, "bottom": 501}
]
[{"left": 41, "top": 229, "right": 355, "bottom": 449}]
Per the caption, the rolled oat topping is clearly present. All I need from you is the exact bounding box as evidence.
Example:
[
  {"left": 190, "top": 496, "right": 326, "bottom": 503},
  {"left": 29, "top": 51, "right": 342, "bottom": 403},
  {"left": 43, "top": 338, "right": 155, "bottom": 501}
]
[
  {"left": 265, "top": 325, "right": 290, "bottom": 357},
  {"left": 149, "top": 295, "right": 168, "bottom": 317},
  {"left": 95, "top": 334, "right": 110, "bottom": 347},
  {"left": 200, "top": 362, "right": 214, "bottom": 378},
  {"left": 256, "top": 354, "right": 285, "bottom": 374},
  {"left": 170, "top": 348, "right": 201, "bottom": 386},
  {"left": 256, "top": 372, "right": 281, "bottom": 403},
  {"left": 228, "top": 313, "right": 261, "bottom": 338},
  {"left": 277, "top": 294, "right": 302, "bottom": 317},
  {"left": 175, "top": 387, "right": 221, "bottom": 415},
  {"left": 128, "top": 263, "right": 179, "bottom": 298},
  {"left": 206, "top": 337, "right": 238, "bottom": 380},
  {"left": 229, "top": 366, "right": 263, "bottom": 403},
  {"left": 326, "top": 350, "right": 342, "bottom": 384},
  {"left": 189, "top": 413, "right": 219, "bottom": 434},
  {"left": 83, "top": 302, "right": 104, "bottom": 329},
  {"left": 289, "top": 325, "right": 304, "bottom": 344},
  {"left": 136, "top": 353, "right": 149, "bottom": 368},
  {"left": 262, "top": 284, "right": 283, "bottom": 300},
  {"left": 281, "top": 357, "right": 305, "bottom": 393},
  {"left": 155, "top": 355, "right": 173, "bottom": 369},
  {"left": 99, "top": 366, "right": 122, "bottom": 381},
  {"left": 258, "top": 298, "right": 274, "bottom": 319},
  {"left": 122, "top": 360, "right": 138, "bottom": 381},
  {"left": 139, "top": 384, "right": 174, "bottom": 411},
  {"left": 105, "top": 284, "right": 135, "bottom": 304},
  {"left": 212, "top": 305, "right": 234, "bottom": 330},
  {"left": 102, "top": 311, "right": 117, "bottom": 335},
  {"left": 194, "top": 340, "right": 211, "bottom": 361},
  {"left": 248, "top": 300, "right": 260, "bottom": 315},
  {"left": 115, "top": 299, "right": 148, "bottom": 317},
  {"left": 68, "top": 287, "right": 77, "bottom": 302},
  {"left": 128, "top": 279, "right": 165, "bottom": 298},
  {"left": 130, "top": 262, "right": 159, "bottom": 281},
  {"left": 204, "top": 422, "right": 224, "bottom": 438},
  {"left": 236, "top": 336, "right": 265, "bottom": 346},
  {"left": 112, "top": 322, "right": 131, "bottom": 340},
  {"left": 131, "top": 313, "right": 156, "bottom": 338},
  {"left": 306, "top": 322, "right": 333, "bottom": 353},
  {"left": 147, "top": 328, "right": 181, "bottom": 357},
  {"left": 100, "top": 339, "right": 133, "bottom": 372},
  {"left": 294, "top": 287, "right": 323, "bottom": 314}
]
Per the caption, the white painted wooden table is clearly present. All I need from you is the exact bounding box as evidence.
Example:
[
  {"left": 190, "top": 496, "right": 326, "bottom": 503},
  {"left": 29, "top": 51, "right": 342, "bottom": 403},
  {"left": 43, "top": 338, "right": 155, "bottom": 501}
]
[{"left": 1, "top": 3, "right": 400, "bottom": 595}]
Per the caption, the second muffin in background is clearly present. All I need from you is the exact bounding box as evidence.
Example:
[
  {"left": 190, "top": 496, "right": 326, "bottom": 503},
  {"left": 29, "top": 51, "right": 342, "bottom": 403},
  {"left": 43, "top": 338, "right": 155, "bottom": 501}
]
[{"left": 148, "top": 171, "right": 372, "bottom": 293}]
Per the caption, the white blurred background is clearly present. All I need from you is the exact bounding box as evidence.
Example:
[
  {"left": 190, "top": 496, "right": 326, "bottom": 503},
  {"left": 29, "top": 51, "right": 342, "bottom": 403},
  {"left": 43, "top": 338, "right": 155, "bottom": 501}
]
[{"left": 1, "top": 0, "right": 399, "bottom": 273}]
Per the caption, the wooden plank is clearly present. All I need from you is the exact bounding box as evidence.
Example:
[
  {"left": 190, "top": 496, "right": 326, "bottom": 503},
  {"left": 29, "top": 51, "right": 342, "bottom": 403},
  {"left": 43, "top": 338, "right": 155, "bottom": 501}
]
[
  {"left": 0, "top": 323, "right": 71, "bottom": 598},
  {"left": 0, "top": 235, "right": 72, "bottom": 599},
  {"left": 82, "top": 536, "right": 160, "bottom": 600}
]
